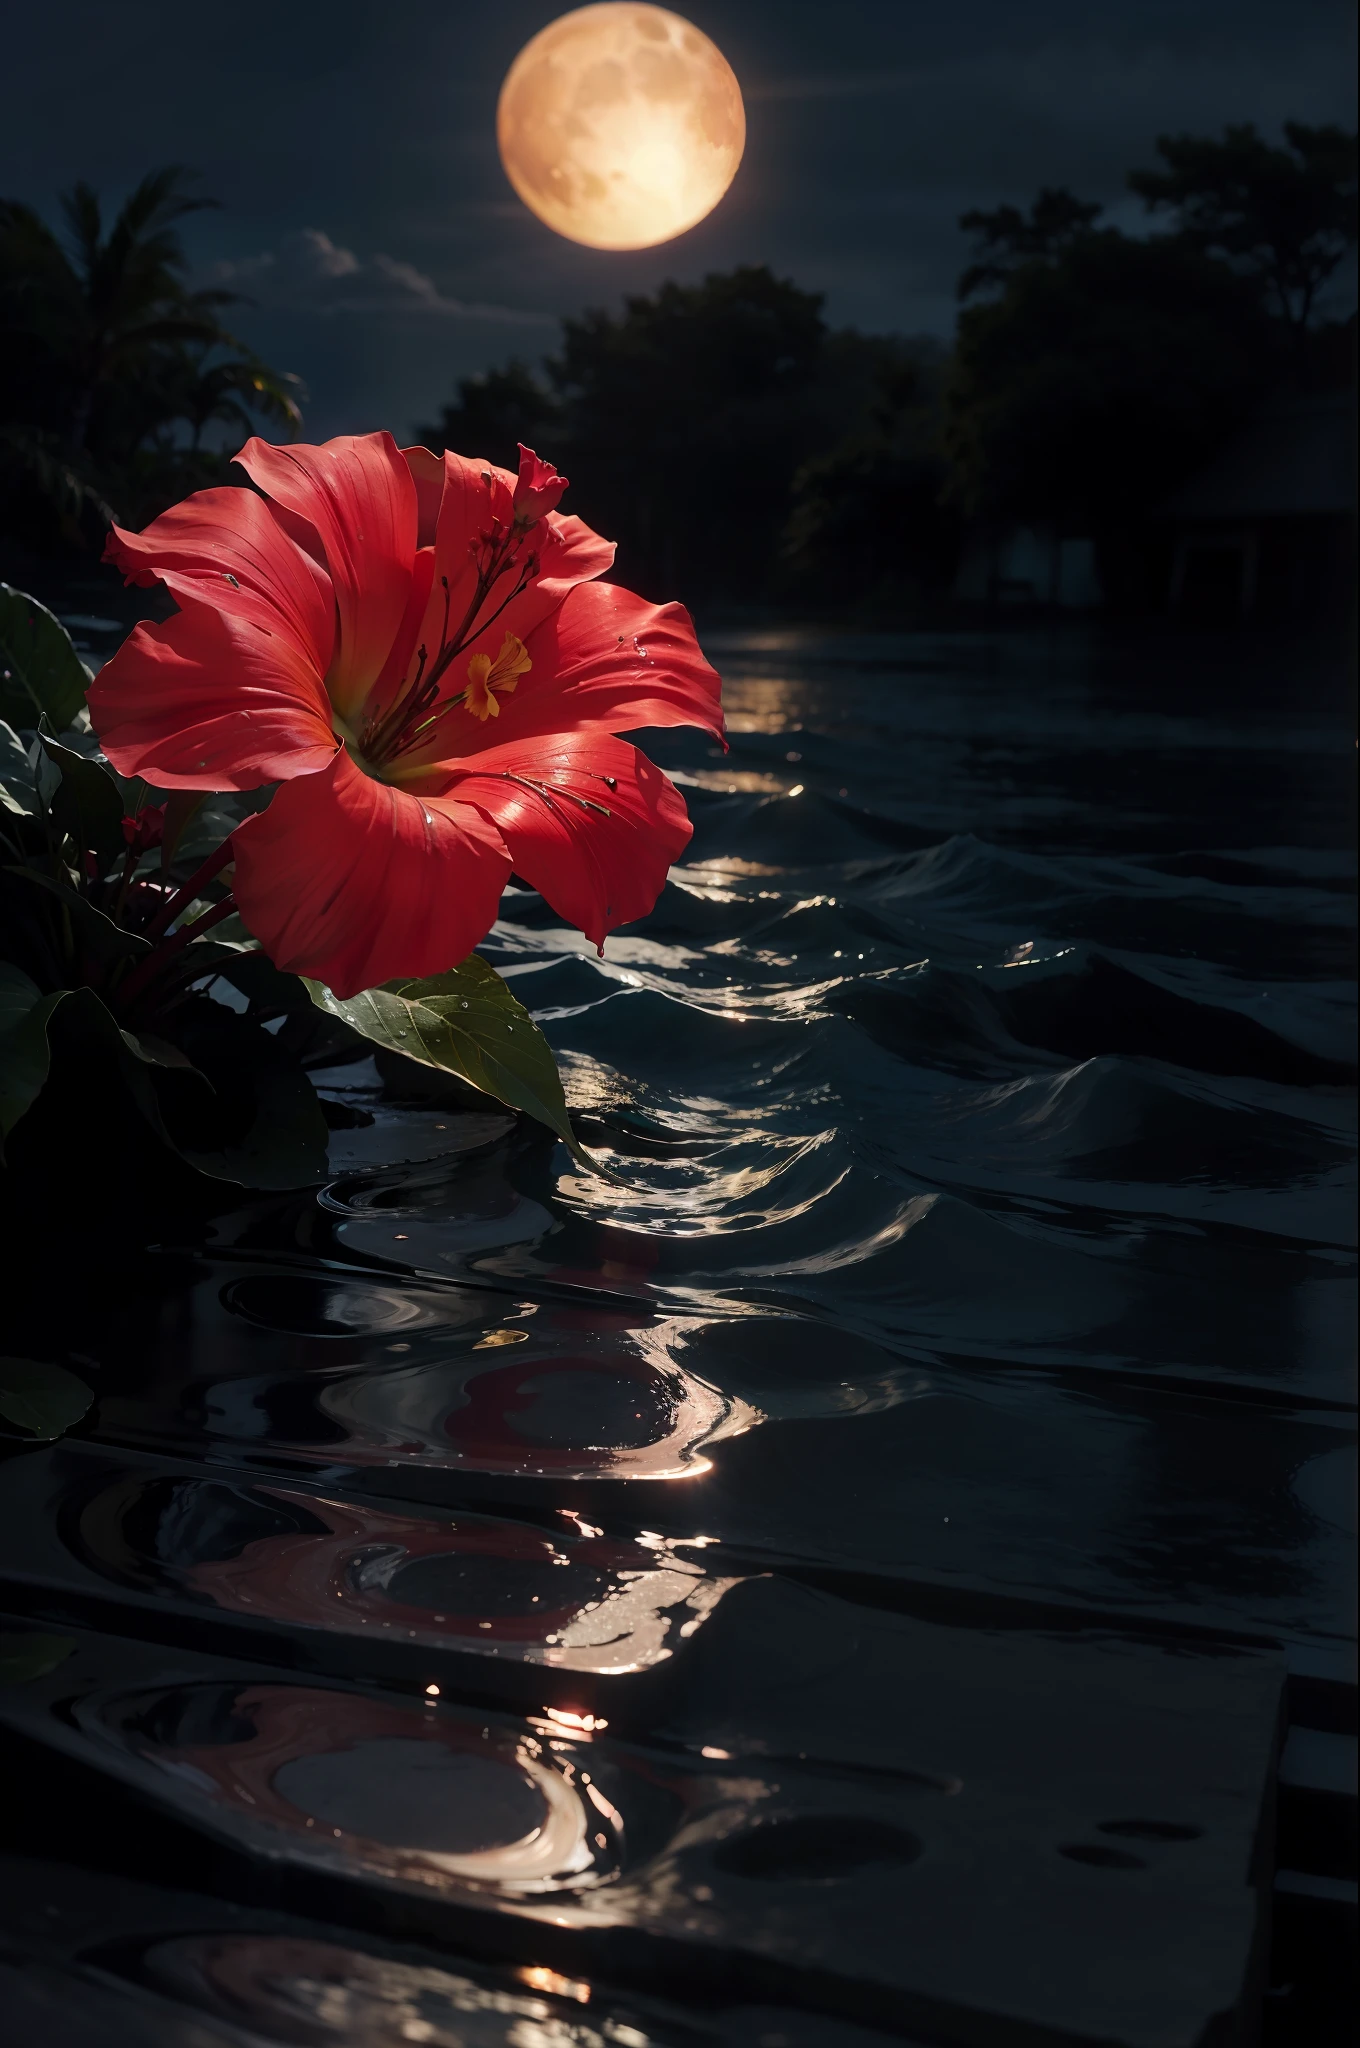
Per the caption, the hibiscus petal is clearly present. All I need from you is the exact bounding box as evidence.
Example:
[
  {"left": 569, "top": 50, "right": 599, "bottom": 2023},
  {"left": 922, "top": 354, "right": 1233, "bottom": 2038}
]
[
  {"left": 447, "top": 580, "right": 724, "bottom": 758},
  {"left": 231, "top": 749, "right": 512, "bottom": 998},
  {"left": 441, "top": 733, "right": 692, "bottom": 951},
  {"left": 89, "top": 606, "right": 337, "bottom": 790},
  {"left": 364, "top": 545, "right": 436, "bottom": 728},
  {"left": 104, "top": 487, "right": 334, "bottom": 679},
  {"left": 235, "top": 433, "right": 418, "bottom": 722},
  {"left": 402, "top": 444, "right": 446, "bottom": 548}
]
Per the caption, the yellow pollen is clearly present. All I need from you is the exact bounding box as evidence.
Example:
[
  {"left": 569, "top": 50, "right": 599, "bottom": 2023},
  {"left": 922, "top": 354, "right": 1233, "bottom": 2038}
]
[{"left": 465, "top": 632, "right": 531, "bottom": 720}]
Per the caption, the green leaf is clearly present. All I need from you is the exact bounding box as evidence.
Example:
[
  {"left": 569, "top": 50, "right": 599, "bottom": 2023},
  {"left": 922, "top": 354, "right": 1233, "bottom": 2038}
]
[
  {"left": 96, "top": 982, "right": 319, "bottom": 1176},
  {"left": 0, "top": 961, "right": 43, "bottom": 1033},
  {"left": 0, "top": 969, "right": 66, "bottom": 1142},
  {"left": 211, "top": 952, "right": 366, "bottom": 1069},
  {"left": 40, "top": 736, "right": 126, "bottom": 874},
  {"left": 0, "top": 585, "right": 91, "bottom": 734},
  {"left": 1, "top": 975, "right": 325, "bottom": 1188},
  {"left": 141, "top": 786, "right": 266, "bottom": 876},
  {"left": 0, "top": 984, "right": 172, "bottom": 1161},
  {"left": 5, "top": 865, "right": 151, "bottom": 976},
  {"left": 305, "top": 955, "right": 591, "bottom": 1165},
  {"left": 0, "top": 719, "right": 36, "bottom": 817},
  {"left": 118, "top": 1027, "right": 203, "bottom": 1072},
  {"left": 211, "top": 946, "right": 315, "bottom": 1016},
  {"left": 170, "top": 1015, "right": 330, "bottom": 1189},
  {"left": 0, "top": 1357, "right": 93, "bottom": 1439},
  {"left": 0, "top": 1632, "right": 76, "bottom": 1683}
]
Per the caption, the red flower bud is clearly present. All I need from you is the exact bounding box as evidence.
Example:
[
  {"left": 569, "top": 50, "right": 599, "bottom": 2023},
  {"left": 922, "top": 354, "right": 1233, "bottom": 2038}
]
[
  {"left": 512, "top": 444, "right": 568, "bottom": 528},
  {"left": 121, "top": 805, "right": 167, "bottom": 853}
]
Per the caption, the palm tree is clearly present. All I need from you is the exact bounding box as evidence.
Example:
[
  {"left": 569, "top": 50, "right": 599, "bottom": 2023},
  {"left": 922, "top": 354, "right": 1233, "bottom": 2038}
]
[
  {"left": 0, "top": 165, "right": 301, "bottom": 545},
  {"left": 173, "top": 351, "right": 303, "bottom": 453},
  {"left": 60, "top": 166, "right": 236, "bottom": 449}
]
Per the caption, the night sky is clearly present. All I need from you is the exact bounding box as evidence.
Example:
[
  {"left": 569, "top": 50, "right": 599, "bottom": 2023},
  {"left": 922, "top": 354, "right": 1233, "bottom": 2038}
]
[{"left": 6, "top": 1, "right": 1355, "bottom": 439}]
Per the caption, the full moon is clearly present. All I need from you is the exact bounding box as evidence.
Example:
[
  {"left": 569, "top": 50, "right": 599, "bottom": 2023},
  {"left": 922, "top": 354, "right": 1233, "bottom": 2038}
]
[{"left": 496, "top": 4, "right": 745, "bottom": 252}]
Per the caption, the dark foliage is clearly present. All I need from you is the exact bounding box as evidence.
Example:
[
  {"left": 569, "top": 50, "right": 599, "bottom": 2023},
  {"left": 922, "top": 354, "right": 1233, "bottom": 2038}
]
[
  {"left": 420, "top": 271, "right": 949, "bottom": 609},
  {"left": 414, "top": 126, "right": 1352, "bottom": 617},
  {"left": 415, "top": 359, "right": 563, "bottom": 474},
  {"left": 3, "top": 122, "right": 1353, "bottom": 611},
  {"left": 944, "top": 232, "right": 1278, "bottom": 534},
  {"left": 1129, "top": 122, "right": 1358, "bottom": 337},
  {"left": 549, "top": 266, "right": 831, "bottom": 602},
  {"left": 0, "top": 167, "right": 300, "bottom": 552},
  {"left": 940, "top": 121, "right": 1357, "bottom": 594},
  {"left": 957, "top": 188, "right": 1106, "bottom": 302},
  {"left": 781, "top": 348, "right": 962, "bottom": 612}
]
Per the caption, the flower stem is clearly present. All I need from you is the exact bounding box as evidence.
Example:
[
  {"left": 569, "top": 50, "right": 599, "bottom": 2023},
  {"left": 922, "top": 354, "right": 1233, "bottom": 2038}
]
[
  {"left": 114, "top": 894, "right": 237, "bottom": 1017},
  {"left": 111, "top": 844, "right": 140, "bottom": 925},
  {"left": 141, "top": 839, "right": 235, "bottom": 944}
]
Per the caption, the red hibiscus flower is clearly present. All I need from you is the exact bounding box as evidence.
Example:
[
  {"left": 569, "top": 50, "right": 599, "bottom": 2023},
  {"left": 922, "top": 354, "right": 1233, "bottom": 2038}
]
[{"left": 89, "top": 435, "right": 722, "bottom": 997}]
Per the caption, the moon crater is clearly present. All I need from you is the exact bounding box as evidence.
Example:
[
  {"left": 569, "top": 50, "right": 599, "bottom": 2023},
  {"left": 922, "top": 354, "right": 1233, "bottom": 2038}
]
[{"left": 497, "top": 4, "right": 745, "bottom": 251}]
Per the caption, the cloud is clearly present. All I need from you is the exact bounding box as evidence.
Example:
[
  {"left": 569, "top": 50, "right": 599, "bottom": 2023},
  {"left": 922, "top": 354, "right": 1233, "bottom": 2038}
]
[
  {"left": 207, "top": 249, "right": 277, "bottom": 286},
  {"left": 296, "top": 228, "right": 362, "bottom": 282},
  {"left": 207, "top": 229, "right": 554, "bottom": 326}
]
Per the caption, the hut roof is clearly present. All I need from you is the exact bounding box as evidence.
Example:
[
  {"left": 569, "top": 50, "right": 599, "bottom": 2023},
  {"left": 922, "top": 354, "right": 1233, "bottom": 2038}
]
[{"left": 1164, "top": 390, "right": 1355, "bottom": 522}]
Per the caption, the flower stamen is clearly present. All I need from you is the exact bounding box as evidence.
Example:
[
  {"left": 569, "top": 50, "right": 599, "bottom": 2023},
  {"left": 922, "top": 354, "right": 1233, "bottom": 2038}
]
[
  {"left": 465, "top": 633, "right": 532, "bottom": 721},
  {"left": 360, "top": 475, "right": 544, "bottom": 766},
  {"left": 498, "top": 769, "right": 612, "bottom": 819}
]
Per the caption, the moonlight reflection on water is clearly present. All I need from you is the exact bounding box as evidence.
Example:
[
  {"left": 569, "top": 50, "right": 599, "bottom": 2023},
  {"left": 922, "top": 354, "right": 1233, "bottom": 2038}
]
[{"left": 0, "top": 621, "right": 1351, "bottom": 2045}]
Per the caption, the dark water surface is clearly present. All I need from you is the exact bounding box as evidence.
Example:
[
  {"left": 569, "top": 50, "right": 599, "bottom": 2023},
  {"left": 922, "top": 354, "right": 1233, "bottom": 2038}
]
[{"left": 1, "top": 619, "right": 1355, "bottom": 2046}]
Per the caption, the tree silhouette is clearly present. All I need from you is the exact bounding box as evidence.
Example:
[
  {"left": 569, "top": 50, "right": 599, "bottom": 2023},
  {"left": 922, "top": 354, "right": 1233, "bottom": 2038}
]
[
  {"left": 546, "top": 266, "right": 829, "bottom": 599},
  {"left": 416, "top": 360, "right": 562, "bottom": 472},
  {"left": 59, "top": 167, "right": 235, "bottom": 449},
  {"left": 945, "top": 230, "right": 1275, "bottom": 589},
  {"left": 0, "top": 166, "right": 299, "bottom": 546},
  {"left": 1129, "top": 123, "right": 1358, "bottom": 336},
  {"left": 421, "top": 280, "right": 926, "bottom": 605},
  {"left": 943, "top": 122, "right": 1357, "bottom": 595},
  {"left": 782, "top": 346, "right": 960, "bottom": 610},
  {"left": 957, "top": 188, "right": 1105, "bottom": 301},
  {"left": 416, "top": 123, "right": 1355, "bottom": 618}
]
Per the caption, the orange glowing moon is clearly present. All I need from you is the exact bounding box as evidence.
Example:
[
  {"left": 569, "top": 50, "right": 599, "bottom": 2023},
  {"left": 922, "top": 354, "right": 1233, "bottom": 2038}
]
[{"left": 497, "top": 4, "right": 745, "bottom": 251}]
